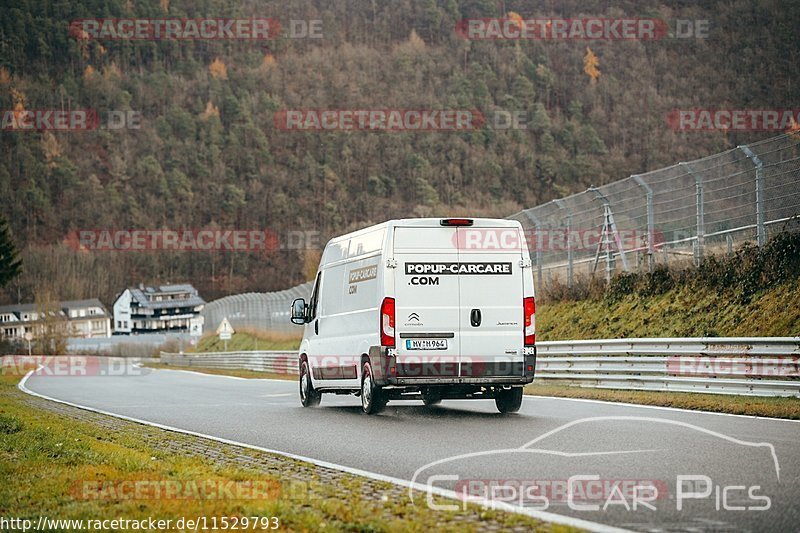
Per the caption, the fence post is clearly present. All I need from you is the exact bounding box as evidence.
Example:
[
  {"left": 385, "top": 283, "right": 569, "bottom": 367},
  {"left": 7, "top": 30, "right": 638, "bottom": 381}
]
[
  {"left": 553, "top": 199, "right": 573, "bottom": 288},
  {"left": 679, "top": 162, "right": 705, "bottom": 266},
  {"left": 588, "top": 187, "right": 629, "bottom": 282},
  {"left": 632, "top": 175, "right": 655, "bottom": 272},
  {"left": 521, "top": 210, "right": 543, "bottom": 288},
  {"left": 738, "top": 144, "right": 766, "bottom": 246}
]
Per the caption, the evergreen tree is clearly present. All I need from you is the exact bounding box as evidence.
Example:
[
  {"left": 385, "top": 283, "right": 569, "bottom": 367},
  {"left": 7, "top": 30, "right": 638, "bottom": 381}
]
[{"left": 0, "top": 214, "right": 22, "bottom": 288}]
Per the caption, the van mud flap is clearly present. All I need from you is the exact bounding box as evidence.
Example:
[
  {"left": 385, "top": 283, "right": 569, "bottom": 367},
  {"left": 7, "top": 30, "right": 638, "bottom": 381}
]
[{"left": 369, "top": 346, "right": 396, "bottom": 386}]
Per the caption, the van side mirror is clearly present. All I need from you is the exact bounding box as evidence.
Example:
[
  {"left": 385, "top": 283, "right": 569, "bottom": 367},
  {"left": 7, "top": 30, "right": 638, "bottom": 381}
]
[{"left": 290, "top": 298, "right": 307, "bottom": 325}]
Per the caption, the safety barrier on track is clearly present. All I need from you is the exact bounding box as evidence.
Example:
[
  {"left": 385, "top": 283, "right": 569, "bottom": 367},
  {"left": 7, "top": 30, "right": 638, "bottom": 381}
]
[
  {"left": 160, "top": 337, "right": 800, "bottom": 397},
  {"left": 535, "top": 337, "right": 800, "bottom": 397},
  {"left": 160, "top": 351, "right": 298, "bottom": 375}
]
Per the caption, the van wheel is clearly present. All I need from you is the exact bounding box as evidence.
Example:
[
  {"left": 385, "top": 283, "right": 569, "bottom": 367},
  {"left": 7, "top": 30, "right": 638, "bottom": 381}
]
[
  {"left": 495, "top": 387, "right": 523, "bottom": 413},
  {"left": 421, "top": 389, "right": 442, "bottom": 406},
  {"left": 361, "top": 362, "right": 387, "bottom": 414},
  {"left": 299, "top": 361, "right": 321, "bottom": 407}
]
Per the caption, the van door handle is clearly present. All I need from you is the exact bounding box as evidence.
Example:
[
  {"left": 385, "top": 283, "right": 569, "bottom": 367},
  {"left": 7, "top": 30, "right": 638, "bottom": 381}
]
[
  {"left": 470, "top": 308, "right": 482, "bottom": 327},
  {"left": 314, "top": 319, "right": 319, "bottom": 335}
]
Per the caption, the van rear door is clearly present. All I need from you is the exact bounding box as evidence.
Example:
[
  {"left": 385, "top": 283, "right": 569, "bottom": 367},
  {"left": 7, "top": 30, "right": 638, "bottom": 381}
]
[
  {"left": 393, "top": 226, "right": 461, "bottom": 379},
  {"left": 455, "top": 225, "right": 525, "bottom": 378}
]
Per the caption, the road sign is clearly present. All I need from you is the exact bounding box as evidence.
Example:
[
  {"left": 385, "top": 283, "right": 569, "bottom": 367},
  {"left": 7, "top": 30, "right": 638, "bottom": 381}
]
[
  {"left": 217, "top": 318, "right": 234, "bottom": 341},
  {"left": 190, "top": 316, "right": 204, "bottom": 337}
]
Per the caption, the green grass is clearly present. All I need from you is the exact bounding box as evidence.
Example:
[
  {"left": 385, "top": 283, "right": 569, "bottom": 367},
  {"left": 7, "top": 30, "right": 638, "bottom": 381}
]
[
  {"left": 193, "top": 330, "right": 300, "bottom": 353},
  {"left": 0, "top": 372, "right": 572, "bottom": 532},
  {"left": 537, "top": 277, "right": 800, "bottom": 340}
]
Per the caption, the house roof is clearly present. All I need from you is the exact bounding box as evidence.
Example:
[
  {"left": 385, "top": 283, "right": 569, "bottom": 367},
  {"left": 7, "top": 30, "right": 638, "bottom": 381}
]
[
  {"left": 0, "top": 299, "right": 110, "bottom": 321},
  {"left": 0, "top": 303, "right": 37, "bottom": 314},
  {"left": 128, "top": 284, "right": 205, "bottom": 310},
  {"left": 61, "top": 298, "right": 108, "bottom": 311}
]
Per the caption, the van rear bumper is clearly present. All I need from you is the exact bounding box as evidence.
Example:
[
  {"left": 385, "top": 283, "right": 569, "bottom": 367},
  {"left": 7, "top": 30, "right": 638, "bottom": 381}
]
[
  {"left": 369, "top": 346, "right": 536, "bottom": 386},
  {"left": 390, "top": 375, "right": 533, "bottom": 386}
]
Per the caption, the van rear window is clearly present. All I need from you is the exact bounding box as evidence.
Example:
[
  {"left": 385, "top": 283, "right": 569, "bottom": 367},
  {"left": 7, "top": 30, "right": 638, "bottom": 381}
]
[{"left": 394, "top": 227, "right": 457, "bottom": 250}]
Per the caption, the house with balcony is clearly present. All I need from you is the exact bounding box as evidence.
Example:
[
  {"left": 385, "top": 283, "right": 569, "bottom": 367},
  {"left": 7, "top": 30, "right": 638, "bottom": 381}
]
[
  {"left": 112, "top": 284, "right": 205, "bottom": 335},
  {"left": 0, "top": 299, "right": 112, "bottom": 340}
]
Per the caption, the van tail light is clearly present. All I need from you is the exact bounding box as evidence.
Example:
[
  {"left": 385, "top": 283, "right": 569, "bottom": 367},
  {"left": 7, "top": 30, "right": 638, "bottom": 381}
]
[
  {"left": 523, "top": 297, "right": 535, "bottom": 346},
  {"left": 380, "top": 297, "right": 395, "bottom": 347}
]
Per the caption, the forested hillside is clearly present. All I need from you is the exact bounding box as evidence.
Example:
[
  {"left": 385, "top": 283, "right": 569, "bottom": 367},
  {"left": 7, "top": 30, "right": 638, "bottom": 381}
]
[{"left": 1, "top": 0, "right": 798, "bottom": 304}]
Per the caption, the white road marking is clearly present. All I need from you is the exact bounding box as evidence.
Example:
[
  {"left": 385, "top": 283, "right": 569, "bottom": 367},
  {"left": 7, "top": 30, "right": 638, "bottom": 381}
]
[
  {"left": 147, "top": 367, "right": 295, "bottom": 383},
  {"left": 18, "top": 370, "right": 629, "bottom": 533},
  {"left": 529, "top": 394, "right": 800, "bottom": 423}
]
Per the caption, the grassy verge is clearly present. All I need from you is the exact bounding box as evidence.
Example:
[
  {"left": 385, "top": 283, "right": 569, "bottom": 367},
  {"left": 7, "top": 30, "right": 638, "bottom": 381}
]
[
  {"left": 192, "top": 330, "right": 300, "bottom": 353},
  {"left": 525, "top": 381, "right": 800, "bottom": 419},
  {"left": 537, "top": 277, "right": 800, "bottom": 341},
  {"left": 0, "top": 372, "right": 571, "bottom": 532}
]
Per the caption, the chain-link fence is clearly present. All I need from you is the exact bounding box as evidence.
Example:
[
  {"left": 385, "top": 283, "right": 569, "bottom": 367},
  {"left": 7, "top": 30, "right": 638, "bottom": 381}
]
[
  {"left": 201, "top": 282, "right": 312, "bottom": 335},
  {"left": 203, "top": 134, "right": 800, "bottom": 334},
  {"left": 509, "top": 132, "right": 800, "bottom": 288}
]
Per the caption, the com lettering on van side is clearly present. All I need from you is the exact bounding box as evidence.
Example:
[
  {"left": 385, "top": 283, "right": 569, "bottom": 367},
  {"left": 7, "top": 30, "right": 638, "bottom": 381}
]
[{"left": 404, "top": 262, "right": 513, "bottom": 275}]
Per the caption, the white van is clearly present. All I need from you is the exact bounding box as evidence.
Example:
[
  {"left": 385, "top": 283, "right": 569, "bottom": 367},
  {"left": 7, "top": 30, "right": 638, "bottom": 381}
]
[{"left": 290, "top": 218, "right": 536, "bottom": 414}]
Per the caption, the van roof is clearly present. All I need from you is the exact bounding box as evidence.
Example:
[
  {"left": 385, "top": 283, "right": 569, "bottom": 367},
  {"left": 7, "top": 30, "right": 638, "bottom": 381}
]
[{"left": 327, "top": 218, "right": 521, "bottom": 244}]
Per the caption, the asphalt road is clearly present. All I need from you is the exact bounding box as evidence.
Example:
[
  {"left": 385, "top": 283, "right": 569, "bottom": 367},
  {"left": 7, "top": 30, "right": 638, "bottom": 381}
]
[{"left": 22, "top": 366, "right": 800, "bottom": 532}]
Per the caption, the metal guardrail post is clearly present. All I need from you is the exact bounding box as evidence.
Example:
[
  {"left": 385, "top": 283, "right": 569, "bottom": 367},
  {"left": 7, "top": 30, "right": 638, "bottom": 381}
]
[
  {"left": 552, "top": 199, "right": 573, "bottom": 288},
  {"left": 679, "top": 162, "right": 705, "bottom": 265},
  {"left": 632, "top": 175, "right": 655, "bottom": 272},
  {"left": 521, "top": 210, "right": 543, "bottom": 288},
  {"left": 739, "top": 144, "right": 766, "bottom": 246}
]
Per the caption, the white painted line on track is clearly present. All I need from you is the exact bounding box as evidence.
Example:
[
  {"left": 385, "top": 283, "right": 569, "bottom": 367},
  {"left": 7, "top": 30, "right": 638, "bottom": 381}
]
[
  {"left": 19, "top": 370, "right": 629, "bottom": 533},
  {"left": 528, "top": 394, "right": 800, "bottom": 423},
  {"left": 146, "top": 367, "right": 295, "bottom": 383}
]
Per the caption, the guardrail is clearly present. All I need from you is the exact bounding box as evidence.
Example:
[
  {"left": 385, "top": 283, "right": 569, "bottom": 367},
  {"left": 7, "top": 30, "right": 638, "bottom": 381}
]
[
  {"left": 160, "top": 337, "right": 800, "bottom": 397},
  {"left": 160, "top": 351, "right": 298, "bottom": 375},
  {"left": 535, "top": 337, "right": 800, "bottom": 397}
]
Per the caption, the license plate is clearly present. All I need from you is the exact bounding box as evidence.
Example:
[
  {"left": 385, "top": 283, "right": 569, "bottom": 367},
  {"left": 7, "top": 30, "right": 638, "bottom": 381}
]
[{"left": 406, "top": 339, "right": 448, "bottom": 350}]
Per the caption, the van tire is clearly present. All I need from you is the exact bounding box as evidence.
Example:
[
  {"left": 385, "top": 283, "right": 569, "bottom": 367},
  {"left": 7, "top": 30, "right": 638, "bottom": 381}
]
[
  {"left": 361, "top": 361, "right": 387, "bottom": 414},
  {"left": 495, "top": 387, "right": 523, "bottom": 413},
  {"left": 421, "top": 389, "right": 442, "bottom": 406},
  {"left": 300, "top": 360, "right": 321, "bottom": 407}
]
